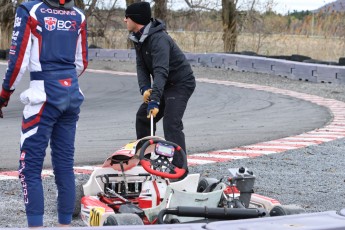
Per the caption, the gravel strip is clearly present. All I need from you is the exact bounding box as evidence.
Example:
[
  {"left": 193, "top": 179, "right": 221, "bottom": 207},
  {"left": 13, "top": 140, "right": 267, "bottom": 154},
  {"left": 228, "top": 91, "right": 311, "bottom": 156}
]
[{"left": 1, "top": 60, "right": 345, "bottom": 228}]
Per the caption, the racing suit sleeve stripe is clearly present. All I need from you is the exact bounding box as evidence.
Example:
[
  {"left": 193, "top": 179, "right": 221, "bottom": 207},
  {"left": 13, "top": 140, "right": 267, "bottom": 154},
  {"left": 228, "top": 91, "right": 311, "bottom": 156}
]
[
  {"left": 81, "top": 20, "right": 88, "bottom": 75},
  {"left": 30, "top": 17, "right": 42, "bottom": 64},
  {"left": 75, "top": 20, "right": 88, "bottom": 77},
  {"left": 6, "top": 9, "right": 32, "bottom": 90}
]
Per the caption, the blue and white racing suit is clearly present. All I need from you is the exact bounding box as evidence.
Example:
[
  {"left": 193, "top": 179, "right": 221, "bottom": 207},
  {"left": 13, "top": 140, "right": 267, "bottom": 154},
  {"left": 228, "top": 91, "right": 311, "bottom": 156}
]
[{"left": 2, "top": 0, "right": 88, "bottom": 227}]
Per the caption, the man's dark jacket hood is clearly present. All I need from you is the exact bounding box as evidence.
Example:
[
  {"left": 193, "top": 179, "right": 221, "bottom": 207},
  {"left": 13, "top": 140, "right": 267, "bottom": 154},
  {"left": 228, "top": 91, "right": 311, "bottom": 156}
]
[{"left": 129, "top": 19, "right": 166, "bottom": 44}]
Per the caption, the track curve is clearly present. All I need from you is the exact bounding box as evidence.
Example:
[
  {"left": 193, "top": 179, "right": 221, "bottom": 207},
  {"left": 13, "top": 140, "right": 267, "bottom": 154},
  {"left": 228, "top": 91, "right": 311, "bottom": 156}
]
[{"left": 0, "top": 66, "right": 332, "bottom": 173}]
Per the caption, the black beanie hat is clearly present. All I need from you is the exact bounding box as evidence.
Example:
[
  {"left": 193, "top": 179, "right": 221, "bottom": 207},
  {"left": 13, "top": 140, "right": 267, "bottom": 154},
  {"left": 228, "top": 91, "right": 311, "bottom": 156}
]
[{"left": 125, "top": 2, "right": 151, "bottom": 25}]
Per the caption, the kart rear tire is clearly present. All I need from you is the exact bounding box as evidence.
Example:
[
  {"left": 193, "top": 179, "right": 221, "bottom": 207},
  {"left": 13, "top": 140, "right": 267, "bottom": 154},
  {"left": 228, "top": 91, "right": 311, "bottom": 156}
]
[
  {"left": 104, "top": 214, "right": 144, "bottom": 226},
  {"left": 269, "top": 205, "right": 306, "bottom": 216},
  {"left": 197, "top": 178, "right": 219, "bottom": 193},
  {"left": 73, "top": 182, "right": 84, "bottom": 218}
]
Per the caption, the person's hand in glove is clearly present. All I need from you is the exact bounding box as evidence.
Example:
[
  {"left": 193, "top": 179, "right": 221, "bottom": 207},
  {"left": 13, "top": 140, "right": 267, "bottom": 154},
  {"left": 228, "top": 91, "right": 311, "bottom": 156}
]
[
  {"left": 0, "top": 87, "right": 14, "bottom": 119},
  {"left": 147, "top": 100, "right": 159, "bottom": 118},
  {"left": 143, "top": 88, "right": 152, "bottom": 103}
]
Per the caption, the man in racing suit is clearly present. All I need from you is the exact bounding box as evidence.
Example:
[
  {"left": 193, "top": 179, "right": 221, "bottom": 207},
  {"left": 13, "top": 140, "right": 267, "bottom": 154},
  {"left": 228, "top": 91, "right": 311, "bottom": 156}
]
[
  {"left": 124, "top": 2, "right": 196, "bottom": 171},
  {"left": 0, "top": 0, "right": 88, "bottom": 227}
]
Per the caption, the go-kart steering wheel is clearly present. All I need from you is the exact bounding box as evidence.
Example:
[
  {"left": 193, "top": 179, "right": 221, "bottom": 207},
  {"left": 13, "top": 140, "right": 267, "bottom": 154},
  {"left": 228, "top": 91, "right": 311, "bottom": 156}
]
[{"left": 139, "top": 139, "right": 188, "bottom": 179}]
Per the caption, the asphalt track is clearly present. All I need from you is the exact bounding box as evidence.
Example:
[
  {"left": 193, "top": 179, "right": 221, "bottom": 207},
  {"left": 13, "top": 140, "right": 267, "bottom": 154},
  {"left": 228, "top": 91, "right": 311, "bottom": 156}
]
[{"left": 0, "top": 64, "right": 331, "bottom": 171}]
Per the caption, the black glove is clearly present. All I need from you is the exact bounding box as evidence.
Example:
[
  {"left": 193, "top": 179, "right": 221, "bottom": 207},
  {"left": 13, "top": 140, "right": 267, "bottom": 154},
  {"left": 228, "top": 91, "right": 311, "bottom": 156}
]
[
  {"left": 147, "top": 101, "right": 159, "bottom": 118},
  {"left": 0, "top": 87, "right": 14, "bottom": 119}
]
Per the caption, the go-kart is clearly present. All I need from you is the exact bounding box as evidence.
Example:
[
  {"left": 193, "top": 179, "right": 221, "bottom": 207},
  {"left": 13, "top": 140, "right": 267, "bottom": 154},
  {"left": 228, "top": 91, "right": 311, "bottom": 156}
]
[{"left": 75, "top": 135, "right": 305, "bottom": 226}]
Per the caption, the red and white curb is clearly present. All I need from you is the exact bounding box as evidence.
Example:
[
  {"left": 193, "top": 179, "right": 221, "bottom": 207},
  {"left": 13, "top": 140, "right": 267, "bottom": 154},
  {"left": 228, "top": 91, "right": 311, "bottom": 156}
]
[
  {"left": 1, "top": 70, "right": 345, "bottom": 179},
  {"left": 187, "top": 79, "right": 345, "bottom": 165}
]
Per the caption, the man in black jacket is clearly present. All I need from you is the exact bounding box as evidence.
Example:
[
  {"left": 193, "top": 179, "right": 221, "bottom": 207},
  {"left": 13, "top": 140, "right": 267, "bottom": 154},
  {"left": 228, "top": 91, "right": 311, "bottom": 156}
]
[{"left": 124, "top": 2, "right": 196, "bottom": 169}]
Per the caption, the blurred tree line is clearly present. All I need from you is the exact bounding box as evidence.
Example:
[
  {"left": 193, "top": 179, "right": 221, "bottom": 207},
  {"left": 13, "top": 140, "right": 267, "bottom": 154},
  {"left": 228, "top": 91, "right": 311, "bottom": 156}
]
[{"left": 1, "top": 0, "right": 345, "bottom": 53}]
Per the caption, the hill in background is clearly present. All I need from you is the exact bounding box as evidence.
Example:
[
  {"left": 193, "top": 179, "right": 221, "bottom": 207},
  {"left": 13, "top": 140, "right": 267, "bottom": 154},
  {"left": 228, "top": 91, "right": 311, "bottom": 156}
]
[{"left": 315, "top": 0, "right": 345, "bottom": 12}]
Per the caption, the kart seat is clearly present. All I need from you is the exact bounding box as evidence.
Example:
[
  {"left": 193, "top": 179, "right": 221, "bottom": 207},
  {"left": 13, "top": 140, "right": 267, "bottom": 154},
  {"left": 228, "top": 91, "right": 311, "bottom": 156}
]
[
  {"left": 110, "top": 154, "right": 132, "bottom": 164},
  {"left": 102, "top": 136, "right": 165, "bottom": 172}
]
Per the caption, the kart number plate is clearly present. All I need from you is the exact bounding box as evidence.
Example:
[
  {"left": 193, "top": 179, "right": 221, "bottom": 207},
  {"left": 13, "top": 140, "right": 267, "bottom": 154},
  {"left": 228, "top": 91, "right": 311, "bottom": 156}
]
[{"left": 90, "top": 207, "right": 105, "bottom": 226}]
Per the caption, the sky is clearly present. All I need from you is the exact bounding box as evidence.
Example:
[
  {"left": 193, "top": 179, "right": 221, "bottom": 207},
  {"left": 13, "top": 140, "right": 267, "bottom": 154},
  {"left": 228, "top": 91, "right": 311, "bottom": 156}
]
[
  {"left": 181, "top": 0, "right": 337, "bottom": 14},
  {"left": 270, "top": 0, "right": 336, "bottom": 14},
  {"left": 115, "top": 0, "right": 337, "bottom": 15}
]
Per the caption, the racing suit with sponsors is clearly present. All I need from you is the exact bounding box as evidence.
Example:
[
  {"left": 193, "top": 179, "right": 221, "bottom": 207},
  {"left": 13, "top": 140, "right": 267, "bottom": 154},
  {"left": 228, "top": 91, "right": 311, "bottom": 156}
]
[{"left": 2, "top": 0, "right": 88, "bottom": 227}]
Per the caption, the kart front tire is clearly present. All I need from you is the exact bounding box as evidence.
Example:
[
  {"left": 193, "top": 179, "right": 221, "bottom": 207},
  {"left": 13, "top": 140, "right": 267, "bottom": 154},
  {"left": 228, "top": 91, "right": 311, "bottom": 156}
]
[
  {"left": 104, "top": 214, "right": 144, "bottom": 226},
  {"left": 104, "top": 216, "right": 117, "bottom": 226},
  {"left": 269, "top": 205, "right": 306, "bottom": 216}
]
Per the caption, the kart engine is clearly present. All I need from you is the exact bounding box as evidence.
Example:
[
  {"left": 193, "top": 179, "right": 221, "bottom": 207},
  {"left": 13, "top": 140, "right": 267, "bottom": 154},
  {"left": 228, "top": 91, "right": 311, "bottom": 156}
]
[{"left": 227, "top": 167, "right": 256, "bottom": 208}]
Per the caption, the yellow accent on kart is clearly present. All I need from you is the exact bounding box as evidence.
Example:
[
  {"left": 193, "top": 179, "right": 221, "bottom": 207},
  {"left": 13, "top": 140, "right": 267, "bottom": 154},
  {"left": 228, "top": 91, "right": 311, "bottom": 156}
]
[
  {"left": 89, "top": 207, "right": 105, "bottom": 226},
  {"left": 124, "top": 141, "right": 136, "bottom": 150}
]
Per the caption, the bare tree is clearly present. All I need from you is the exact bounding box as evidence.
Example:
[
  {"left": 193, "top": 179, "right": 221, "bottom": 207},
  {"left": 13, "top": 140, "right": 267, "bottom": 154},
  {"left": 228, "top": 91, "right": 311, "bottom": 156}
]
[
  {"left": 183, "top": 0, "right": 238, "bottom": 52},
  {"left": 238, "top": 0, "right": 281, "bottom": 54},
  {"left": 74, "top": 0, "right": 85, "bottom": 9},
  {"left": 181, "top": 0, "right": 222, "bottom": 52},
  {"left": 0, "top": 0, "right": 24, "bottom": 50},
  {"left": 153, "top": 0, "right": 168, "bottom": 23},
  {"left": 222, "top": 0, "right": 237, "bottom": 52},
  {"left": 89, "top": 1, "right": 119, "bottom": 48},
  {"left": 184, "top": 0, "right": 220, "bottom": 11}
]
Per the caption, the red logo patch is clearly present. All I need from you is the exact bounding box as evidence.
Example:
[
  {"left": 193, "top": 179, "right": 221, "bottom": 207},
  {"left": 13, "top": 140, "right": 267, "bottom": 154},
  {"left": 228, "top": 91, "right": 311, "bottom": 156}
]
[
  {"left": 59, "top": 79, "right": 72, "bottom": 87},
  {"left": 44, "top": 17, "right": 57, "bottom": 31}
]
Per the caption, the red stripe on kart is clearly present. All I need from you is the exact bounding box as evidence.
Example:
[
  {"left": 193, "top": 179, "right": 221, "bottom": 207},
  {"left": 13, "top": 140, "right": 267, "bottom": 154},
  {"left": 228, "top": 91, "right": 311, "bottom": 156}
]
[{"left": 251, "top": 194, "right": 281, "bottom": 204}]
